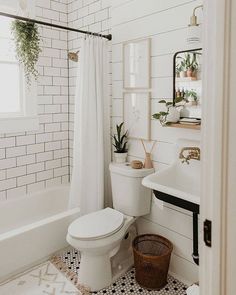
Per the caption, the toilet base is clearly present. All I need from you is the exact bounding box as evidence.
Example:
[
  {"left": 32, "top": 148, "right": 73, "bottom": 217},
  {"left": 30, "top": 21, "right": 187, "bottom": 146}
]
[
  {"left": 79, "top": 253, "right": 112, "bottom": 291},
  {"left": 78, "top": 252, "right": 134, "bottom": 292},
  {"left": 78, "top": 225, "right": 136, "bottom": 292},
  {"left": 111, "top": 224, "right": 136, "bottom": 282}
]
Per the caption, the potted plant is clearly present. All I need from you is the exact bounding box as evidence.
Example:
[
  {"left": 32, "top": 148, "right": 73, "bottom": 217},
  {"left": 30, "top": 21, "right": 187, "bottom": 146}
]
[
  {"left": 176, "top": 58, "right": 186, "bottom": 78},
  {"left": 11, "top": 20, "right": 41, "bottom": 85},
  {"left": 185, "top": 89, "right": 198, "bottom": 105},
  {"left": 112, "top": 122, "right": 128, "bottom": 163},
  {"left": 184, "top": 53, "right": 199, "bottom": 78},
  {"left": 152, "top": 97, "right": 184, "bottom": 126}
]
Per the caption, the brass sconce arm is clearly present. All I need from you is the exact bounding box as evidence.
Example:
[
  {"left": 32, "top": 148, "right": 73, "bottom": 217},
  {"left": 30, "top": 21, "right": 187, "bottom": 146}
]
[{"left": 189, "top": 5, "right": 204, "bottom": 27}]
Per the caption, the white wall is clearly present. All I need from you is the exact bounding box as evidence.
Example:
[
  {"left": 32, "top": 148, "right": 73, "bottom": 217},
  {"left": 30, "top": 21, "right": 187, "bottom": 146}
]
[
  {"left": 111, "top": 0, "right": 202, "bottom": 283},
  {"left": 0, "top": 0, "right": 69, "bottom": 201}
]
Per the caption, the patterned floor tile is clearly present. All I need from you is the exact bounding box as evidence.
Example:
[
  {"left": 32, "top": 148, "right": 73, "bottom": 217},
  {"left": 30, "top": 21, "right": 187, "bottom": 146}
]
[{"left": 60, "top": 248, "right": 187, "bottom": 295}]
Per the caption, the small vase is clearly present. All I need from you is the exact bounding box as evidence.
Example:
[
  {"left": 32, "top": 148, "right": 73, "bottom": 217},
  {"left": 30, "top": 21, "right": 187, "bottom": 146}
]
[
  {"left": 144, "top": 153, "right": 153, "bottom": 169},
  {"left": 114, "top": 152, "right": 127, "bottom": 163}
]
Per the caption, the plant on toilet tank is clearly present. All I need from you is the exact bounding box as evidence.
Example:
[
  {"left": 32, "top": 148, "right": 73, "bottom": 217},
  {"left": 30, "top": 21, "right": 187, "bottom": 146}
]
[{"left": 112, "top": 122, "right": 128, "bottom": 163}]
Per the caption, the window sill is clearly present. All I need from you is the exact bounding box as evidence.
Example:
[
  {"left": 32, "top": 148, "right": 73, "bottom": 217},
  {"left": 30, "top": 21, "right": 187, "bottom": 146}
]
[{"left": 0, "top": 116, "right": 39, "bottom": 134}]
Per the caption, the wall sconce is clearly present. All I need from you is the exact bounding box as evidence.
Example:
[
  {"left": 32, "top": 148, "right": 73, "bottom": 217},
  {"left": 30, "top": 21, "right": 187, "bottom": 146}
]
[{"left": 187, "top": 5, "right": 203, "bottom": 44}]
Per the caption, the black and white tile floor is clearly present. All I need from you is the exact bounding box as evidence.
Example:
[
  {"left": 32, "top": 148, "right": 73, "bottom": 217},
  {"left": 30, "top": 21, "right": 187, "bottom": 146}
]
[{"left": 60, "top": 248, "right": 188, "bottom": 295}]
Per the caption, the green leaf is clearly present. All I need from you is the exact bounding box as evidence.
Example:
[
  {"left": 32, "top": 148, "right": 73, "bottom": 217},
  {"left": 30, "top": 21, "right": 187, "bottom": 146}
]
[
  {"left": 166, "top": 102, "right": 173, "bottom": 106},
  {"left": 112, "top": 122, "right": 128, "bottom": 152},
  {"left": 122, "top": 142, "right": 128, "bottom": 153},
  {"left": 152, "top": 113, "right": 161, "bottom": 120},
  {"left": 175, "top": 96, "right": 184, "bottom": 104},
  {"left": 113, "top": 136, "right": 119, "bottom": 147},
  {"left": 159, "top": 112, "right": 168, "bottom": 116},
  {"left": 11, "top": 20, "right": 41, "bottom": 85},
  {"left": 120, "top": 132, "right": 128, "bottom": 145},
  {"left": 158, "top": 99, "right": 167, "bottom": 104}
]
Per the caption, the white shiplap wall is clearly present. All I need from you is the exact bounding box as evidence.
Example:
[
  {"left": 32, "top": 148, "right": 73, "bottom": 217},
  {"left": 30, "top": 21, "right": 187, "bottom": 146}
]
[{"left": 111, "top": 0, "right": 203, "bottom": 283}]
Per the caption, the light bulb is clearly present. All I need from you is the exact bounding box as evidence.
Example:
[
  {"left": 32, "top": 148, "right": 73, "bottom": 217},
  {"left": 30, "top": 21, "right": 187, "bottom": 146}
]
[{"left": 187, "top": 25, "right": 201, "bottom": 44}]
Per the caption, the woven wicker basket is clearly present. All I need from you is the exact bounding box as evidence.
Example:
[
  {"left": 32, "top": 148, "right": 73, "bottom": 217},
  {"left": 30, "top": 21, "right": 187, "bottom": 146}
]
[{"left": 132, "top": 234, "right": 173, "bottom": 290}]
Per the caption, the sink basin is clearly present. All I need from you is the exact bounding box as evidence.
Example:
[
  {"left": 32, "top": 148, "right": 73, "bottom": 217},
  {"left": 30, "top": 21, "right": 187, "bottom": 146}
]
[
  {"left": 142, "top": 152, "right": 201, "bottom": 266},
  {"left": 142, "top": 160, "right": 201, "bottom": 205}
]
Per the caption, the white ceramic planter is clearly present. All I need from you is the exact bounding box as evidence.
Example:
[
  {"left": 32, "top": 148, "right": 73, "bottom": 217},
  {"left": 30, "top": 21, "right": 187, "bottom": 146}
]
[
  {"left": 166, "top": 107, "right": 180, "bottom": 123},
  {"left": 114, "top": 152, "right": 127, "bottom": 163}
]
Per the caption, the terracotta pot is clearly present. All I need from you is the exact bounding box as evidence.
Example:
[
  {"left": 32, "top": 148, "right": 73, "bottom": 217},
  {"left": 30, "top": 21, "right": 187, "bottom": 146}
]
[
  {"left": 187, "top": 70, "right": 193, "bottom": 77},
  {"left": 187, "top": 70, "right": 197, "bottom": 78}
]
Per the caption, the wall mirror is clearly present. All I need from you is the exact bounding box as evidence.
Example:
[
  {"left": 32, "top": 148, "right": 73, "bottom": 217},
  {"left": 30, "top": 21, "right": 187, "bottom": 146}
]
[{"left": 173, "top": 48, "right": 202, "bottom": 122}]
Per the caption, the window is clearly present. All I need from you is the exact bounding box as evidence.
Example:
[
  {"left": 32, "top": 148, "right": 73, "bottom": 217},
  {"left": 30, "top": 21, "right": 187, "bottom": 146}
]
[
  {"left": 0, "top": 18, "right": 22, "bottom": 116},
  {"left": 0, "top": 12, "right": 38, "bottom": 133}
]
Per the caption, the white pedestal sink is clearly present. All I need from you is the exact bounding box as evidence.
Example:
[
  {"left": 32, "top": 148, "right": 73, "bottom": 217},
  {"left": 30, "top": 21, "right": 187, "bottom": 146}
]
[
  {"left": 142, "top": 157, "right": 201, "bottom": 265},
  {"left": 142, "top": 160, "right": 201, "bottom": 205}
]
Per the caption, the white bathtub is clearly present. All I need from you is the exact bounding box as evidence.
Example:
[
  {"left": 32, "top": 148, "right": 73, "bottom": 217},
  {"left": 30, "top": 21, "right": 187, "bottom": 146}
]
[{"left": 0, "top": 185, "right": 80, "bottom": 282}]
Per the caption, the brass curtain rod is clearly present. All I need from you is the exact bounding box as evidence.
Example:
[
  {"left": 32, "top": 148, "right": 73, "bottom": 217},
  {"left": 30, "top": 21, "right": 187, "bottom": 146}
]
[{"left": 0, "top": 11, "right": 112, "bottom": 41}]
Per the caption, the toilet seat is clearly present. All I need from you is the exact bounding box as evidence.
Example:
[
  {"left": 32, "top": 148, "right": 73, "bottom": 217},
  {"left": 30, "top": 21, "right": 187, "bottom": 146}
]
[{"left": 68, "top": 208, "right": 124, "bottom": 241}]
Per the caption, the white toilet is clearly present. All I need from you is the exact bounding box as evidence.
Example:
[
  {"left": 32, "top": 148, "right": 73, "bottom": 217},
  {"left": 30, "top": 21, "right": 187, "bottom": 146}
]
[{"left": 66, "top": 163, "right": 154, "bottom": 291}]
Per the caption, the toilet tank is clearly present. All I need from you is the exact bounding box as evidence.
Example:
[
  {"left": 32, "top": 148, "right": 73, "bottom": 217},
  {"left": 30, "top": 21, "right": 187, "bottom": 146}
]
[{"left": 109, "top": 163, "right": 154, "bottom": 217}]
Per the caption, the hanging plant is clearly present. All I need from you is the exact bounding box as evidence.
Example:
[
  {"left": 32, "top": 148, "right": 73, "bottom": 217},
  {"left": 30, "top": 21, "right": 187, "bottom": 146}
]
[{"left": 11, "top": 20, "right": 41, "bottom": 84}]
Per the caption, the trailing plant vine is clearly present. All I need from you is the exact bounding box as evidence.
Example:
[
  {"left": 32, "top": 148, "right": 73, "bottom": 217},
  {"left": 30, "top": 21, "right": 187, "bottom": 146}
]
[{"left": 11, "top": 20, "right": 41, "bottom": 84}]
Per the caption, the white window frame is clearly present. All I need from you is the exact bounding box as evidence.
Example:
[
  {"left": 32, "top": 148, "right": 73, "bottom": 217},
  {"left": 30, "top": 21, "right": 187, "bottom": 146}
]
[{"left": 0, "top": 0, "right": 39, "bottom": 133}]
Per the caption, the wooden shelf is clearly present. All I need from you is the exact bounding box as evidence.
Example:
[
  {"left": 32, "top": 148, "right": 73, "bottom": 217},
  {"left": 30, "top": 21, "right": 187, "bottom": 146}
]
[
  {"left": 176, "top": 77, "right": 200, "bottom": 82},
  {"left": 167, "top": 123, "right": 201, "bottom": 130}
]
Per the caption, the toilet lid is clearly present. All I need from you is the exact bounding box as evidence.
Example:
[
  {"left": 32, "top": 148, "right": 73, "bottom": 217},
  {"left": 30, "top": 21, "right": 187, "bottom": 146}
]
[{"left": 68, "top": 208, "right": 124, "bottom": 240}]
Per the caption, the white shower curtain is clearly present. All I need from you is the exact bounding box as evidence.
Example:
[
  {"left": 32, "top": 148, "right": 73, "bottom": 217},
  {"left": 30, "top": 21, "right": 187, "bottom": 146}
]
[{"left": 69, "top": 37, "right": 110, "bottom": 215}]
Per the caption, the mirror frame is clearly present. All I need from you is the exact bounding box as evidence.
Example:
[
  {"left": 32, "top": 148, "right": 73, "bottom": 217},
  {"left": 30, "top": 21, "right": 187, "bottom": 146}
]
[{"left": 173, "top": 48, "right": 203, "bottom": 106}]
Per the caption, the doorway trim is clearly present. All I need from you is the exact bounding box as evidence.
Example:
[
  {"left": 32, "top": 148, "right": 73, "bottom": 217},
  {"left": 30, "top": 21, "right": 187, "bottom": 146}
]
[{"left": 200, "top": 0, "right": 232, "bottom": 294}]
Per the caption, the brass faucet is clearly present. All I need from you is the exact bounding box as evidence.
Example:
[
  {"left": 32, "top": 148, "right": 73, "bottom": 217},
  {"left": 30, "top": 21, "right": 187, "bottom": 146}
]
[{"left": 179, "top": 147, "right": 200, "bottom": 164}]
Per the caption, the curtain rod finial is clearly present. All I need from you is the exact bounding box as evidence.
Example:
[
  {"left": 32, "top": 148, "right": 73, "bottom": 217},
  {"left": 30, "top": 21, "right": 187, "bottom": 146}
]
[{"left": 106, "top": 34, "right": 112, "bottom": 41}]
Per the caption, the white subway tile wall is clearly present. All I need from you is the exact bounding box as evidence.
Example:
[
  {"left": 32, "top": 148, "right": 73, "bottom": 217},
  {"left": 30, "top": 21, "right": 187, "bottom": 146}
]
[{"left": 0, "top": 0, "right": 70, "bottom": 200}]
